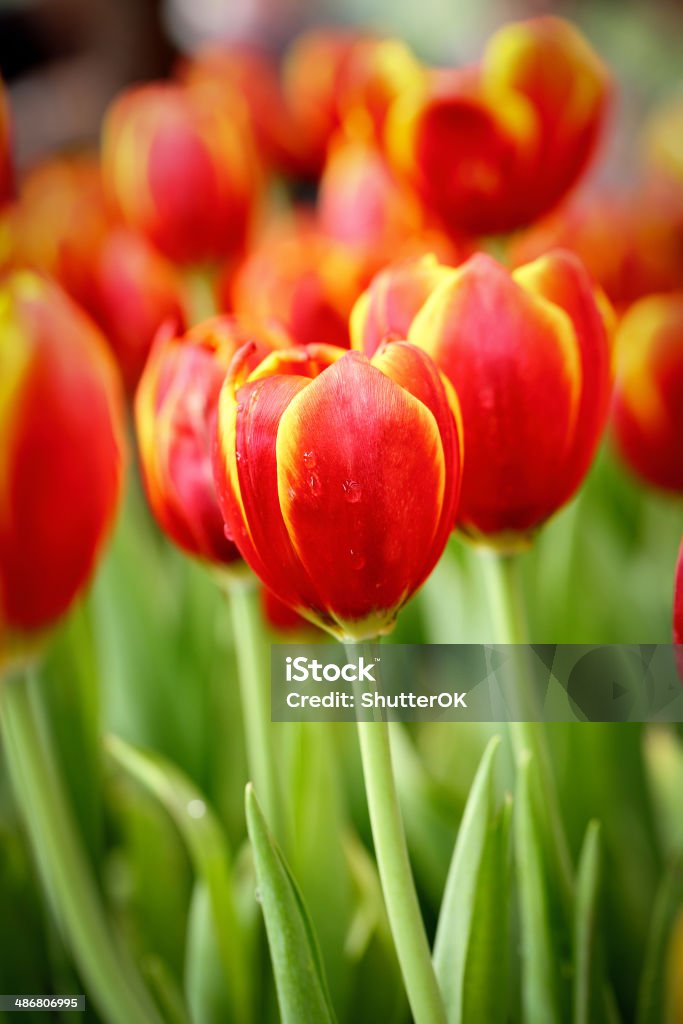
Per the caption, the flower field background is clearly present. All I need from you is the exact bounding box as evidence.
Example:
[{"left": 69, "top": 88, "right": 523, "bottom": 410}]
[{"left": 1, "top": 1, "right": 683, "bottom": 1022}]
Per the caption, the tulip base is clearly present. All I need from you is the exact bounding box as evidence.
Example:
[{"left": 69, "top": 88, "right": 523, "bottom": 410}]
[
  {"left": 346, "top": 642, "right": 447, "bottom": 1024},
  {"left": 0, "top": 668, "right": 164, "bottom": 1024}
]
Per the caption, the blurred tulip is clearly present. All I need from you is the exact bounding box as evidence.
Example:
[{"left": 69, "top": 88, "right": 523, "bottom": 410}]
[
  {"left": 179, "top": 44, "right": 311, "bottom": 177},
  {"left": 229, "top": 214, "right": 376, "bottom": 349},
  {"left": 0, "top": 74, "right": 14, "bottom": 207},
  {"left": 351, "top": 253, "right": 456, "bottom": 358},
  {"left": 90, "top": 228, "right": 187, "bottom": 392},
  {"left": 510, "top": 191, "right": 683, "bottom": 311},
  {"left": 282, "top": 30, "right": 425, "bottom": 174},
  {"left": 102, "top": 82, "right": 261, "bottom": 265},
  {"left": 11, "top": 154, "right": 115, "bottom": 313},
  {"left": 214, "top": 341, "right": 462, "bottom": 640},
  {"left": 386, "top": 17, "right": 609, "bottom": 237},
  {"left": 354, "top": 250, "right": 611, "bottom": 544},
  {"left": 135, "top": 316, "right": 289, "bottom": 565},
  {"left": 612, "top": 293, "right": 683, "bottom": 492},
  {"left": 0, "top": 272, "right": 124, "bottom": 649}
]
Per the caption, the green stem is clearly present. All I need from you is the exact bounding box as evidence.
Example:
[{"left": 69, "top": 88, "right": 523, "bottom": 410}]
[
  {"left": 347, "top": 643, "right": 447, "bottom": 1024},
  {"left": 185, "top": 267, "right": 217, "bottom": 324},
  {"left": 0, "top": 670, "right": 165, "bottom": 1024},
  {"left": 228, "top": 580, "right": 284, "bottom": 848},
  {"left": 479, "top": 550, "right": 574, "bottom": 906}
]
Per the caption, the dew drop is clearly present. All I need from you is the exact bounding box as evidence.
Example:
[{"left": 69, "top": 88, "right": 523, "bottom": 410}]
[
  {"left": 349, "top": 549, "right": 366, "bottom": 570},
  {"left": 303, "top": 450, "right": 317, "bottom": 469},
  {"left": 254, "top": 887, "right": 262, "bottom": 903},
  {"left": 187, "top": 799, "right": 206, "bottom": 819},
  {"left": 235, "top": 451, "right": 242, "bottom": 462},
  {"left": 308, "top": 473, "right": 322, "bottom": 496},
  {"left": 342, "top": 479, "right": 361, "bottom": 503}
]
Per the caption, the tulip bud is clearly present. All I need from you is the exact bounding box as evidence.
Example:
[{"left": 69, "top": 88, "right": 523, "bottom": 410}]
[
  {"left": 0, "top": 74, "right": 14, "bottom": 207},
  {"left": 612, "top": 293, "right": 683, "bottom": 492},
  {"left": 135, "top": 316, "right": 290, "bottom": 565},
  {"left": 230, "top": 214, "right": 376, "bottom": 349},
  {"left": 214, "top": 342, "right": 463, "bottom": 640},
  {"left": 91, "top": 228, "right": 187, "bottom": 392},
  {"left": 377, "top": 250, "right": 611, "bottom": 544},
  {"left": 386, "top": 17, "right": 609, "bottom": 236},
  {"left": 11, "top": 155, "right": 114, "bottom": 313},
  {"left": 102, "top": 83, "right": 260, "bottom": 265},
  {"left": 0, "top": 272, "right": 124, "bottom": 652}
]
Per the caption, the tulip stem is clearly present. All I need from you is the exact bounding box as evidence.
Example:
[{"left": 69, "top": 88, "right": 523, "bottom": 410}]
[
  {"left": 0, "top": 668, "right": 166, "bottom": 1024},
  {"left": 347, "top": 642, "right": 447, "bottom": 1024},
  {"left": 228, "top": 579, "right": 285, "bottom": 848},
  {"left": 479, "top": 550, "right": 574, "bottom": 905},
  {"left": 185, "top": 267, "right": 217, "bottom": 325}
]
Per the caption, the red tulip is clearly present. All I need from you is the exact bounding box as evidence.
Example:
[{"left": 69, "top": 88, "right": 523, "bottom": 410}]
[
  {"left": 0, "top": 74, "right": 14, "bottom": 207},
  {"left": 229, "top": 214, "right": 377, "bottom": 349},
  {"left": 91, "top": 228, "right": 187, "bottom": 392},
  {"left": 612, "top": 293, "right": 683, "bottom": 492},
  {"left": 386, "top": 17, "right": 609, "bottom": 236},
  {"left": 135, "top": 316, "right": 290, "bottom": 565},
  {"left": 0, "top": 272, "right": 124, "bottom": 649},
  {"left": 213, "top": 342, "right": 463, "bottom": 640},
  {"left": 282, "top": 30, "right": 425, "bottom": 174},
  {"left": 353, "top": 250, "right": 611, "bottom": 544},
  {"left": 102, "top": 82, "right": 261, "bottom": 265},
  {"left": 510, "top": 191, "right": 683, "bottom": 311},
  {"left": 11, "top": 154, "right": 115, "bottom": 313},
  {"left": 260, "top": 587, "right": 315, "bottom": 634}
]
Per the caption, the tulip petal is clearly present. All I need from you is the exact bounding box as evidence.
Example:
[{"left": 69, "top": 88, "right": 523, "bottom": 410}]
[{"left": 276, "top": 352, "right": 445, "bottom": 635}]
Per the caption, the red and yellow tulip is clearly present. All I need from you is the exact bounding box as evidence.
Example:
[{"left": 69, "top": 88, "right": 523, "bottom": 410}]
[
  {"left": 102, "top": 82, "right": 261, "bottom": 265},
  {"left": 386, "top": 17, "right": 609, "bottom": 236},
  {"left": 0, "top": 272, "right": 124, "bottom": 652},
  {"left": 355, "top": 250, "right": 612, "bottom": 544},
  {"left": 612, "top": 293, "right": 683, "bottom": 492},
  {"left": 213, "top": 342, "right": 463, "bottom": 640},
  {"left": 135, "top": 316, "right": 289, "bottom": 565}
]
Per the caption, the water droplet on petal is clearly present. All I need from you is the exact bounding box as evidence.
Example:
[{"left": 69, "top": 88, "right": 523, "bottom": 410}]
[
  {"left": 349, "top": 549, "right": 366, "bottom": 570},
  {"left": 235, "top": 451, "right": 242, "bottom": 462},
  {"left": 308, "top": 473, "right": 322, "bottom": 496},
  {"left": 303, "top": 450, "right": 317, "bottom": 469},
  {"left": 342, "top": 479, "right": 361, "bottom": 503}
]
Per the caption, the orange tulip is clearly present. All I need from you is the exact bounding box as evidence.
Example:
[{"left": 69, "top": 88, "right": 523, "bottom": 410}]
[
  {"left": 0, "top": 74, "right": 14, "bottom": 207},
  {"left": 612, "top": 293, "right": 683, "bottom": 492},
  {"left": 135, "top": 316, "right": 289, "bottom": 565},
  {"left": 386, "top": 17, "right": 609, "bottom": 236},
  {"left": 102, "top": 82, "right": 261, "bottom": 265},
  {"left": 214, "top": 342, "right": 463, "bottom": 640},
  {"left": 0, "top": 272, "right": 124, "bottom": 649}
]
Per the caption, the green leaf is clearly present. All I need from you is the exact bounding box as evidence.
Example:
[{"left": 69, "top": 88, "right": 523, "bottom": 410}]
[
  {"left": 637, "top": 856, "right": 683, "bottom": 1024},
  {"left": 433, "top": 735, "right": 509, "bottom": 1023},
  {"left": 515, "top": 755, "right": 562, "bottom": 1024},
  {"left": 245, "top": 783, "right": 337, "bottom": 1024},
  {"left": 107, "top": 734, "right": 251, "bottom": 1024},
  {"left": 573, "top": 821, "right": 603, "bottom": 1024},
  {"left": 185, "top": 882, "right": 237, "bottom": 1024}
]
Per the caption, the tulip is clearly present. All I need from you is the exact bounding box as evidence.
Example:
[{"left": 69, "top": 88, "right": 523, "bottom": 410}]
[
  {"left": 282, "top": 30, "right": 425, "bottom": 174},
  {"left": 353, "top": 250, "right": 611, "bottom": 543},
  {"left": 260, "top": 587, "right": 314, "bottom": 634},
  {"left": 0, "top": 272, "right": 124, "bottom": 651},
  {"left": 135, "top": 316, "right": 289, "bottom": 565},
  {"left": 91, "top": 228, "right": 187, "bottom": 392},
  {"left": 214, "top": 341, "right": 463, "bottom": 641},
  {"left": 510, "top": 191, "right": 683, "bottom": 311},
  {"left": 102, "top": 82, "right": 261, "bottom": 265},
  {"left": 229, "top": 214, "right": 377, "bottom": 349},
  {"left": 0, "top": 74, "right": 14, "bottom": 207},
  {"left": 612, "top": 293, "right": 683, "bottom": 492},
  {"left": 10, "top": 155, "right": 114, "bottom": 313},
  {"left": 386, "top": 17, "right": 609, "bottom": 236},
  {"left": 645, "top": 92, "right": 683, "bottom": 192}
]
